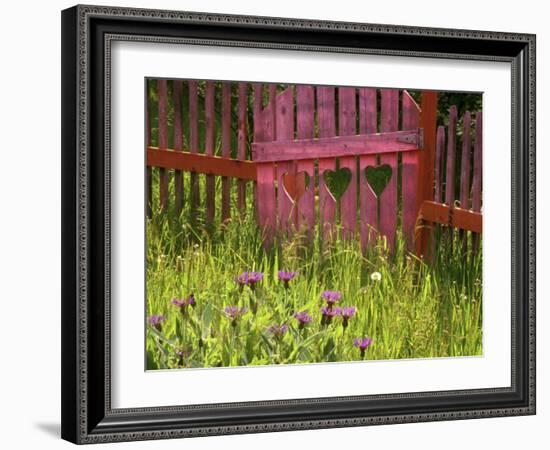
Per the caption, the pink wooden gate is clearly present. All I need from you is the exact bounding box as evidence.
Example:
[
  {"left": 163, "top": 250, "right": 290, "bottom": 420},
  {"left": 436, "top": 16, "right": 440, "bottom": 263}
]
[{"left": 252, "top": 85, "right": 424, "bottom": 250}]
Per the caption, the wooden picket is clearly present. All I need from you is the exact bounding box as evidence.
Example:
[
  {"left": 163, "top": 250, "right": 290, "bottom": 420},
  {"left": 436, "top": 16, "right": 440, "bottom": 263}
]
[
  {"left": 204, "top": 82, "right": 216, "bottom": 223},
  {"left": 157, "top": 79, "right": 169, "bottom": 210},
  {"left": 379, "top": 90, "right": 399, "bottom": 249},
  {"left": 358, "top": 88, "right": 378, "bottom": 250},
  {"left": 173, "top": 80, "right": 184, "bottom": 214},
  {"left": 401, "top": 91, "right": 421, "bottom": 248},
  {"left": 317, "top": 86, "right": 337, "bottom": 239},
  {"left": 295, "top": 85, "right": 315, "bottom": 233}
]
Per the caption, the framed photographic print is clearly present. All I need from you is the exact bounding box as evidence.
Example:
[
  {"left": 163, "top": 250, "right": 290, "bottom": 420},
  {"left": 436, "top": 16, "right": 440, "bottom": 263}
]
[{"left": 61, "top": 4, "right": 536, "bottom": 444}]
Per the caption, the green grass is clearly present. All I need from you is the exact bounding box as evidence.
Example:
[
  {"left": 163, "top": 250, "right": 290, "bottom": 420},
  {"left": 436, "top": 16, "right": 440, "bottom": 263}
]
[{"left": 145, "top": 200, "right": 482, "bottom": 370}]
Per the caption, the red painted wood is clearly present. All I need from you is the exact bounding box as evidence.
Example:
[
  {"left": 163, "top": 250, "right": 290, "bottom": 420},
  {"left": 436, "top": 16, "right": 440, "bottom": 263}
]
[
  {"left": 435, "top": 126, "right": 445, "bottom": 203},
  {"left": 359, "top": 155, "right": 378, "bottom": 251},
  {"left": 460, "top": 111, "right": 472, "bottom": 209},
  {"left": 173, "top": 80, "right": 184, "bottom": 214},
  {"left": 379, "top": 89, "right": 399, "bottom": 250},
  {"left": 252, "top": 130, "right": 421, "bottom": 162},
  {"left": 275, "top": 87, "right": 296, "bottom": 232},
  {"left": 338, "top": 87, "right": 357, "bottom": 237},
  {"left": 296, "top": 85, "right": 315, "bottom": 232},
  {"left": 319, "top": 158, "right": 337, "bottom": 238},
  {"left": 188, "top": 80, "right": 200, "bottom": 217},
  {"left": 316, "top": 86, "right": 337, "bottom": 238},
  {"left": 205, "top": 81, "right": 216, "bottom": 224},
  {"left": 252, "top": 83, "right": 263, "bottom": 222},
  {"left": 253, "top": 85, "right": 276, "bottom": 242},
  {"left": 221, "top": 82, "right": 232, "bottom": 222},
  {"left": 472, "top": 112, "right": 483, "bottom": 253},
  {"left": 147, "top": 148, "right": 256, "bottom": 180},
  {"left": 359, "top": 88, "right": 377, "bottom": 249},
  {"left": 237, "top": 83, "right": 248, "bottom": 215},
  {"left": 146, "top": 80, "right": 152, "bottom": 218},
  {"left": 445, "top": 105, "right": 458, "bottom": 206},
  {"left": 401, "top": 91, "right": 420, "bottom": 248},
  {"left": 416, "top": 91, "right": 438, "bottom": 258},
  {"left": 157, "top": 79, "right": 169, "bottom": 210},
  {"left": 359, "top": 88, "right": 377, "bottom": 134}
]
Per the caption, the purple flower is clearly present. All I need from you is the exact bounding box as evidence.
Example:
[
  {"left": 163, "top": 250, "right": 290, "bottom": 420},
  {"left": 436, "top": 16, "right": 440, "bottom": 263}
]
[
  {"left": 237, "top": 271, "right": 264, "bottom": 290},
  {"left": 278, "top": 271, "right": 297, "bottom": 288},
  {"left": 171, "top": 295, "right": 196, "bottom": 315},
  {"left": 293, "top": 311, "right": 313, "bottom": 329},
  {"left": 341, "top": 307, "right": 357, "bottom": 328},
  {"left": 224, "top": 306, "right": 248, "bottom": 326},
  {"left": 322, "top": 291, "right": 342, "bottom": 307},
  {"left": 321, "top": 306, "right": 342, "bottom": 325},
  {"left": 354, "top": 337, "right": 373, "bottom": 357},
  {"left": 267, "top": 323, "right": 289, "bottom": 339},
  {"left": 147, "top": 315, "right": 165, "bottom": 331}
]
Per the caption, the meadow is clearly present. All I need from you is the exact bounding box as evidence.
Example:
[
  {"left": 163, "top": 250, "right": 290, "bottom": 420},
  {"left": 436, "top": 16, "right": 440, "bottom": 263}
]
[{"left": 145, "top": 184, "right": 482, "bottom": 370}]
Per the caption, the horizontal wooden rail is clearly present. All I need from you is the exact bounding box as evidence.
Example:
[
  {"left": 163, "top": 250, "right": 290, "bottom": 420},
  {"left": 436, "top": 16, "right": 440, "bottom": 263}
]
[
  {"left": 251, "top": 129, "right": 423, "bottom": 162},
  {"left": 147, "top": 147, "right": 257, "bottom": 181},
  {"left": 419, "top": 201, "right": 482, "bottom": 233}
]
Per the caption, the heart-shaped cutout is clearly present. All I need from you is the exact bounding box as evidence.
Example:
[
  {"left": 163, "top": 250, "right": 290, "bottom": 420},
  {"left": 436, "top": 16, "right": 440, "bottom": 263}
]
[
  {"left": 282, "top": 171, "right": 310, "bottom": 202},
  {"left": 365, "top": 165, "right": 392, "bottom": 196},
  {"left": 323, "top": 167, "right": 352, "bottom": 201}
]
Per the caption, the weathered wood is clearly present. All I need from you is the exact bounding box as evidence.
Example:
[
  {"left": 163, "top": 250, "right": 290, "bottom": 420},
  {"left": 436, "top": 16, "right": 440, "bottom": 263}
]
[
  {"left": 188, "top": 80, "right": 200, "bottom": 217},
  {"left": 434, "top": 126, "right": 445, "bottom": 203},
  {"left": 147, "top": 148, "right": 256, "bottom": 180},
  {"left": 359, "top": 88, "right": 377, "bottom": 250},
  {"left": 401, "top": 90, "right": 420, "bottom": 249},
  {"left": 460, "top": 111, "right": 472, "bottom": 209},
  {"left": 459, "top": 111, "right": 472, "bottom": 251},
  {"left": 472, "top": 112, "right": 483, "bottom": 253},
  {"left": 252, "top": 83, "right": 263, "bottom": 222},
  {"left": 338, "top": 87, "right": 357, "bottom": 237},
  {"left": 237, "top": 83, "right": 248, "bottom": 215},
  {"left": 254, "top": 85, "right": 276, "bottom": 242},
  {"left": 359, "top": 155, "right": 378, "bottom": 250},
  {"left": 359, "top": 88, "right": 377, "bottom": 134},
  {"left": 205, "top": 81, "right": 216, "bottom": 224},
  {"left": 146, "top": 80, "right": 152, "bottom": 218},
  {"left": 251, "top": 130, "right": 421, "bottom": 162},
  {"left": 445, "top": 105, "right": 458, "bottom": 205},
  {"left": 275, "top": 87, "right": 296, "bottom": 232},
  {"left": 319, "top": 159, "right": 337, "bottom": 238},
  {"left": 415, "top": 91, "right": 438, "bottom": 258},
  {"left": 379, "top": 89, "right": 399, "bottom": 250},
  {"left": 221, "top": 82, "right": 232, "bottom": 222},
  {"left": 296, "top": 85, "right": 315, "bottom": 232},
  {"left": 157, "top": 79, "right": 169, "bottom": 210},
  {"left": 173, "top": 80, "right": 184, "bottom": 214},
  {"left": 420, "top": 201, "right": 482, "bottom": 234},
  {"left": 317, "top": 86, "right": 337, "bottom": 238}
]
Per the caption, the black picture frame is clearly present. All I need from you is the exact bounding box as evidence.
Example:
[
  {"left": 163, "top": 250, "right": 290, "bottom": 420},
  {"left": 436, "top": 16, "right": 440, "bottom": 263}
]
[{"left": 61, "top": 4, "right": 536, "bottom": 444}]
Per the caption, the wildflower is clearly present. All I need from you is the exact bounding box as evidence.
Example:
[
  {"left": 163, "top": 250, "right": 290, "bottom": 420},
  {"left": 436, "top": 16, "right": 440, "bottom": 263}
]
[
  {"left": 172, "top": 294, "right": 196, "bottom": 315},
  {"left": 354, "top": 337, "right": 373, "bottom": 357},
  {"left": 278, "top": 271, "right": 297, "bottom": 289},
  {"left": 147, "top": 315, "right": 165, "bottom": 332},
  {"left": 341, "top": 307, "right": 357, "bottom": 328},
  {"left": 321, "top": 306, "right": 342, "bottom": 325},
  {"left": 322, "top": 291, "right": 342, "bottom": 308},
  {"left": 267, "top": 323, "right": 289, "bottom": 339},
  {"left": 237, "top": 271, "right": 264, "bottom": 291},
  {"left": 370, "top": 272, "right": 382, "bottom": 282},
  {"left": 224, "top": 306, "right": 248, "bottom": 327},
  {"left": 293, "top": 311, "right": 313, "bottom": 329}
]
